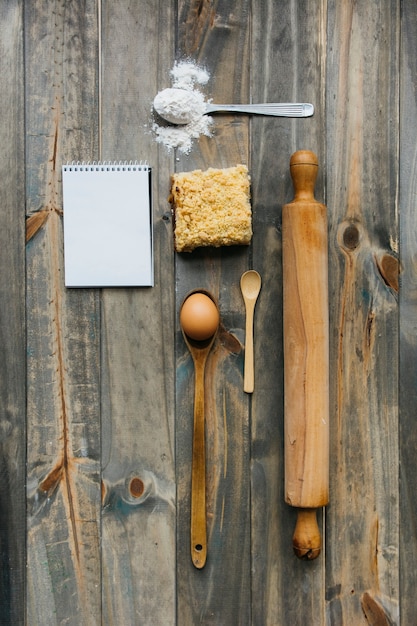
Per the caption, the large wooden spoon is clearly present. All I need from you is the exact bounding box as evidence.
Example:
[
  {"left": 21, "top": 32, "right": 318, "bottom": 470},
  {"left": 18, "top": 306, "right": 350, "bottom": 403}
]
[
  {"left": 180, "top": 292, "right": 219, "bottom": 569},
  {"left": 240, "top": 270, "right": 262, "bottom": 393}
]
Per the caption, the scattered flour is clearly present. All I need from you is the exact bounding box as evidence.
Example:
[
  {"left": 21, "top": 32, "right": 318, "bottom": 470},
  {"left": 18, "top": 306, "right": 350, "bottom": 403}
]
[
  {"left": 152, "top": 60, "right": 213, "bottom": 154},
  {"left": 171, "top": 61, "right": 209, "bottom": 89}
]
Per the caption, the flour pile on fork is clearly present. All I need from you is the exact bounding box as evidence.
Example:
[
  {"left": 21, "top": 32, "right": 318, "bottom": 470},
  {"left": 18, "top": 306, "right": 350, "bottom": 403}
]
[{"left": 152, "top": 61, "right": 213, "bottom": 154}]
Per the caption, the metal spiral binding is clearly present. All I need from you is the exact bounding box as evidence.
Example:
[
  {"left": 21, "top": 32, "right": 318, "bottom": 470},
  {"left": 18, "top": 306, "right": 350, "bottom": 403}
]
[{"left": 62, "top": 160, "right": 150, "bottom": 172}]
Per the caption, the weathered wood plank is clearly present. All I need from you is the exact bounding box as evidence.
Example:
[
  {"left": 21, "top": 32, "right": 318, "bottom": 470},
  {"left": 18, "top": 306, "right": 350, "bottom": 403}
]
[
  {"left": 99, "top": 2, "right": 176, "bottom": 624},
  {"left": 175, "top": 1, "right": 252, "bottom": 623},
  {"left": 12, "top": 3, "right": 410, "bottom": 624},
  {"left": 0, "top": 3, "right": 25, "bottom": 624},
  {"left": 399, "top": 1, "right": 417, "bottom": 624},
  {"left": 25, "top": 1, "right": 101, "bottom": 623},
  {"left": 250, "top": 1, "right": 327, "bottom": 623},
  {"left": 325, "top": 2, "right": 399, "bottom": 623}
]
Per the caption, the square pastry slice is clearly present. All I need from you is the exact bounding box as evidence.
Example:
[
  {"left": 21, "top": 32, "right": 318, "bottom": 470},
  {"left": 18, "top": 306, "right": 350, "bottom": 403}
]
[{"left": 170, "top": 164, "right": 252, "bottom": 252}]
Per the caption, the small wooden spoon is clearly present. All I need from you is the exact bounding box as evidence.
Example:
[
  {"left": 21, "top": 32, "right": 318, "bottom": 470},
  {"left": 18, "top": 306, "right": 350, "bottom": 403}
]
[
  {"left": 180, "top": 292, "right": 219, "bottom": 569},
  {"left": 240, "top": 270, "right": 262, "bottom": 393}
]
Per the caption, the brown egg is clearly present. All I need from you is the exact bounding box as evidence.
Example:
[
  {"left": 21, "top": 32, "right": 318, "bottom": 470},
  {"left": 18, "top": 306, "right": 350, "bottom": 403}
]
[{"left": 180, "top": 292, "right": 219, "bottom": 341}]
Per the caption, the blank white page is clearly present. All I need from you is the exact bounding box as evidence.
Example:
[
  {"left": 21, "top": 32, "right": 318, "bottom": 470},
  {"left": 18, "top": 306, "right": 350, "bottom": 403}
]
[{"left": 62, "top": 163, "right": 153, "bottom": 287}]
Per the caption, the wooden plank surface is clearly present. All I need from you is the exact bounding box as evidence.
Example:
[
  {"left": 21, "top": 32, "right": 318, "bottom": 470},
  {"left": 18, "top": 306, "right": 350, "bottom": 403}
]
[
  {"left": 325, "top": 2, "right": 400, "bottom": 623},
  {"left": 99, "top": 2, "right": 176, "bottom": 624},
  {"left": 0, "top": 3, "right": 25, "bottom": 624},
  {"left": 175, "top": 1, "right": 252, "bottom": 623},
  {"left": 399, "top": 1, "right": 417, "bottom": 624},
  {"left": 25, "top": 2, "right": 101, "bottom": 624},
  {"left": 250, "top": 2, "right": 327, "bottom": 624},
  {"left": 1, "top": 1, "right": 411, "bottom": 623}
]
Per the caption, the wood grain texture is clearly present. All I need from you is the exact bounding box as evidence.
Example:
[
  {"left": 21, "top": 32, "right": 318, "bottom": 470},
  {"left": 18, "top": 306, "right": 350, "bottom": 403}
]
[
  {"left": 241, "top": 270, "right": 262, "bottom": 393},
  {"left": 0, "top": 1, "right": 411, "bottom": 623},
  {"left": 250, "top": 1, "right": 327, "bottom": 623},
  {"left": 183, "top": 327, "right": 218, "bottom": 570},
  {"left": 175, "top": 1, "right": 251, "bottom": 623},
  {"left": 399, "top": 1, "right": 417, "bottom": 624},
  {"left": 100, "top": 1, "right": 176, "bottom": 624},
  {"left": 325, "top": 1, "right": 399, "bottom": 623},
  {"left": 25, "top": 2, "right": 101, "bottom": 624},
  {"left": 0, "top": 3, "right": 25, "bottom": 624},
  {"left": 283, "top": 155, "right": 329, "bottom": 512},
  {"left": 283, "top": 154, "right": 329, "bottom": 561}
]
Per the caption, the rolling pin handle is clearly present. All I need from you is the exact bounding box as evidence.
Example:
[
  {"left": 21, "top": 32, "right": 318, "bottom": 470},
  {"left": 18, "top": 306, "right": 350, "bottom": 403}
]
[
  {"left": 289, "top": 150, "right": 319, "bottom": 202},
  {"left": 292, "top": 508, "right": 321, "bottom": 560}
]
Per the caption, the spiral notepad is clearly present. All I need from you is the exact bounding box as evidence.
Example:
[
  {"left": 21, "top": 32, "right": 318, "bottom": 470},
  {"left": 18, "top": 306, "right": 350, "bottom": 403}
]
[{"left": 62, "top": 161, "right": 153, "bottom": 287}]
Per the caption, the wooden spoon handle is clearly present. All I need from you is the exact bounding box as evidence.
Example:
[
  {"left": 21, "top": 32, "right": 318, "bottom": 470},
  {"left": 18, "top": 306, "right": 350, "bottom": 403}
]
[
  {"left": 243, "top": 301, "right": 255, "bottom": 393},
  {"left": 191, "top": 359, "right": 207, "bottom": 568}
]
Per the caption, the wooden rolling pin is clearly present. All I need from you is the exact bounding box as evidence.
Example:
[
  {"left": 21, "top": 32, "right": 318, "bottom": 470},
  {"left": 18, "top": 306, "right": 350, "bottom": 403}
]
[{"left": 282, "top": 150, "right": 329, "bottom": 560}]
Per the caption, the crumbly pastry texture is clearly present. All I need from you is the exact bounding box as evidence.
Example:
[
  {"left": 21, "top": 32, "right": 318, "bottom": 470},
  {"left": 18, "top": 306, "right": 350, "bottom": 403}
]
[{"left": 170, "top": 164, "right": 252, "bottom": 252}]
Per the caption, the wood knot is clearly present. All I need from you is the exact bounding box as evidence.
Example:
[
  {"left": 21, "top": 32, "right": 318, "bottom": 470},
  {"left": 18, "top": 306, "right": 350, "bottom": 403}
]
[
  {"left": 342, "top": 223, "right": 360, "bottom": 250},
  {"left": 361, "top": 591, "right": 393, "bottom": 625},
  {"left": 39, "top": 464, "right": 63, "bottom": 494},
  {"left": 129, "top": 476, "right": 145, "bottom": 498},
  {"left": 26, "top": 209, "right": 50, "bottom": 242},
  {"left": 375, "top": 253, "right": 399, "bottom": 292},
  {"left": 101, "top": 480, "right": 108, "bottom": 505}
]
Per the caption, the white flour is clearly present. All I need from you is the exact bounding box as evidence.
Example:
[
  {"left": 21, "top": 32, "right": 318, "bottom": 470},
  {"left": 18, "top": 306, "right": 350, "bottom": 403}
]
[
  {"left": 171, "top": 61, "right": 209, "bottom": 89},
  {"left": 152, "top": 61, "right": 213, "bottom": 154},
  {"left": 153, "top": 88, "right": 206, "bottom": 125}
]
